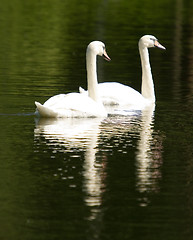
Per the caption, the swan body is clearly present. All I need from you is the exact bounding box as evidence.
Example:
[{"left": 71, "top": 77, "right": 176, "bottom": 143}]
[
  {"left": 88, "top": 82, "right": 149, "bottom": 108},
  {"left": 35, "top": 93, "right": 107, "bottom": 118},
  {"left": 35, "top": 41, "right": 111, "bottom": 118},
  {"left": 80, "top": 35, "right": 165, "bottom": 110}
]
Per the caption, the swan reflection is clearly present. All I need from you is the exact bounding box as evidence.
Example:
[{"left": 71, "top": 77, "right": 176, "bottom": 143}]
[
  {"left": 135, "top": 104, "right": 163, "bottom": 206},
  {"left": 34, "top": 105, "right": 163, "bottom": 212},
  {"left": 34, "top": 117, "right": 106, "bottom": 220},
  {"left": 102, "top": 104, "right": 163, "bottom": 206},
  {"left": 34, "top": 117, "right": 102, "bottom": 149}
]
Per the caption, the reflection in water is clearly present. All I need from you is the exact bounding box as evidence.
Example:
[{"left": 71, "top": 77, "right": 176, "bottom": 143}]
[
  {"left": 83, "top": 132, "right": 101, "bottom": 208},
  {"left": 34, "top": 117, "right": 105, "bottom": 223},
  {"left": 135, "top": 104, "right": 163, "bottom": 206},
  {"left": 173, "top": 0, "right": 183, "bottom": 99},
  {"left": 34, "top": 117, "right": 107, "bottom": 239},
  {"left": 34, "top": 117, "right": 102, "bottom": 149},
  {"left": 34, "top": 108, "right": 163, "bottom": 237}
]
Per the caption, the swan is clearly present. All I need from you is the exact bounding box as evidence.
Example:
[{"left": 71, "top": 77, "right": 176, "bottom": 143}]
[
  {"left": 79, "top": 35, "right": 165, "bottom": 110},
  {"left": 35, "top": 41, "right": 111, "bottom": 118}
]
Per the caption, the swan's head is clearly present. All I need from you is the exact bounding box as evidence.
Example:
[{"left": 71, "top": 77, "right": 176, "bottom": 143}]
[
  {"left": 139, "top": 35, "right": 166, "bottom": 50},
  {"left": 87, "top": 41, "right": 111, "bottom": 61}
]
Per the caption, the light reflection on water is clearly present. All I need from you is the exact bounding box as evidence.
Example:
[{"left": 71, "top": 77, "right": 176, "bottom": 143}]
[
  {"left": 34, "top": 104, "right": 163, "bottom": 218},
  {"left": 135, "top": 104, "right": 163, "bottom": 206}
]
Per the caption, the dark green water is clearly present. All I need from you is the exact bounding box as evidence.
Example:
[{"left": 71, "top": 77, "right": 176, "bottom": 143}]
[{"left": 0, "top": 0, "right": 193, "bottom": 239}]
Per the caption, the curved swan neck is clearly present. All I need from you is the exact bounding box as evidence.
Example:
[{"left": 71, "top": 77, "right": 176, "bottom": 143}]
[
  {"left": 139, "top": 41, "right": 155, "bottom": 102},
  {"left": 86, "top": 49, "right": 100, "bottom": 102}
]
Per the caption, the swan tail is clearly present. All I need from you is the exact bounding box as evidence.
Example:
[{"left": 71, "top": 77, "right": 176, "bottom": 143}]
[
  {"left": 35, "top": 101, "right": 58, "bottom": 118},
  {"left": 79, "top": 86, "right": 86, "bottom": 94}
]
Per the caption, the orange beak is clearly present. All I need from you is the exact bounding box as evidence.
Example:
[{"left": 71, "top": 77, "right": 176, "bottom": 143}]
[
  {"left": 154, "top": 40, "right": 166, "bottom": 50},
  {"left": 103, "top": 49, "right": 111, "bottom": 61}
]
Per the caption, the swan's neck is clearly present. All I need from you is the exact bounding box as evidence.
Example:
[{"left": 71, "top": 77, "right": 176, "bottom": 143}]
[
  {"left": 86, "top": 50, "right": 100, "bottom": 103},
  {"left": 139, "top": 43, "right": 155, "bottom": 102}
]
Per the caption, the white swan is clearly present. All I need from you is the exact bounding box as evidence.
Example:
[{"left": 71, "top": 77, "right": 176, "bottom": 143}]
[
  {"left": 79, "top": 35, "right": 165, "bottom": 110},
  {"left": 35, "top": 41, "right": 111, "bottom": 118}
]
